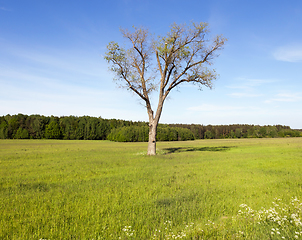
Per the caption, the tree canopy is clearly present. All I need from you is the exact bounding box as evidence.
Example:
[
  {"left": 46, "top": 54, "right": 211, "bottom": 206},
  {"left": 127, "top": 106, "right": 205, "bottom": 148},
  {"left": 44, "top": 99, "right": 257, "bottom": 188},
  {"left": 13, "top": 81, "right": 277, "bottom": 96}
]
[
  {"left": 0, "top": 114, "right": 300, "bottom": 140},
  {"left": 105, "top": 22, "right": 227, "bottom": 155}
]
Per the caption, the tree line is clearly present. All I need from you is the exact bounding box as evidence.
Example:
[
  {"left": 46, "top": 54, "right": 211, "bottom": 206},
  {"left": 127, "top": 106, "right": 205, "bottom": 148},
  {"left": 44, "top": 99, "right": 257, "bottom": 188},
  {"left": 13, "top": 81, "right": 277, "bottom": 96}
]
[
  {"left": 107, "top": 125, "right": 195, "bottom": 142},
  {"left": 168, "top": 123, "right": 302, "bottom": 139},
  {"left": 0, "top": 114, "right": 301, "bottom": 141}
]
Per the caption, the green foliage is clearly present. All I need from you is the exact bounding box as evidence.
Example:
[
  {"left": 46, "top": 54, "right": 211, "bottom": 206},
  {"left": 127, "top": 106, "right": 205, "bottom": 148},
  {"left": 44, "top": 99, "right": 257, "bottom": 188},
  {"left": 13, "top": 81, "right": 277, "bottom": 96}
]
[
  {"left": 59, "top": 116, "right": 78, "bottom": 140},
  {"left": 75, "top": 116, "right": 111, "bottom": 140},
  {"left": 14, "top": 127, "right": 29, "bottom": 139},
  {"left": 0, "top": 118, "right": 8, "bottom": 139},
  {"left": 278, "top": 128, "right": 301, "bottom": 137},
  {"left": 107, "top": 125, "right": 195, "bottom": 142},
  {"left": 45, "top": 121, "right": 61, "bottom": 139},
  {"left": 204, "top": 130, "right": 214, "bottom": 139},
  {"left": 0, "top": 114, "right": 301, "bottom": 141},
  {"left": 27, "top": 115, "right": 46, "bottom": 139},
  {"left": 170, "top": 123, "right": 301, "bottom": 140},
  {"left": 8, "top": 116, "right": 19, "bottom": 138},
  {"left": 107, "top": 125, "right": 149, "bottom": 142}
]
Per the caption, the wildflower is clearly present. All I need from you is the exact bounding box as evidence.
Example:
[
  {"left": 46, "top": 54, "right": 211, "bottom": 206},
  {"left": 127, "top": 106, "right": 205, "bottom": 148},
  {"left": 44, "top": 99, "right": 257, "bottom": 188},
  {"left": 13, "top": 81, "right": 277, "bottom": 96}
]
[{"left": 122, "top": 226, "right": 135, "bottom": 237}]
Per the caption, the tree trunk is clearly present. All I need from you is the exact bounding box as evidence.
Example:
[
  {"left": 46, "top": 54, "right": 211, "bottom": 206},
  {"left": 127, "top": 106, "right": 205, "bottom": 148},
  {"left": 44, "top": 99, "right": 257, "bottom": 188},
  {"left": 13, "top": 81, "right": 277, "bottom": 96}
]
[{"left": 147, "top": 121, "right": 157, "bottom": 155}]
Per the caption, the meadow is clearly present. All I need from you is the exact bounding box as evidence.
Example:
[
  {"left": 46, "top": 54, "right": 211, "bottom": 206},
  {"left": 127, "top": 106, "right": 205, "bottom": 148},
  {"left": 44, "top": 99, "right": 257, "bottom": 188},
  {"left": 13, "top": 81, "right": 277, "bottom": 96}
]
[{"left": 1, "top": 138, "right": 302, "bottom": 239}]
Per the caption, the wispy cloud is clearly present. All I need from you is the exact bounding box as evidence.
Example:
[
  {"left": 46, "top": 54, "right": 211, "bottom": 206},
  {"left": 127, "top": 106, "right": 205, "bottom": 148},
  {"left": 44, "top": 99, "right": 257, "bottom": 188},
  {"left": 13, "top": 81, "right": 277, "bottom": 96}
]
[
  {"left": 188, "top": 103, "right": 243, "bottom": 112},
  {"left": 228, "top": 93, "right": 262, "bottom": 98},
  {"left": 226, "top": 77, "right": 274, "bottom": 98},
  {"left": 0, "top": 7, "right": 11, "bottom": 11},
  {"left": 6, "top": 48, "right": 103, "bottom": 78},
  {"left": 0, "top": 70, "right": 110, "bottom": 101},
  {"left": 0, "top": 68, "right": 135, "bottom": 118},
  {"left": 227, "top": 78, "right": 276, "bottom": 88},
  {"left": 265, "top": 92, "right": 302, "bottom": 103},
  {"left": 273, "top": 44, "right": 302, "bottom": 62}
]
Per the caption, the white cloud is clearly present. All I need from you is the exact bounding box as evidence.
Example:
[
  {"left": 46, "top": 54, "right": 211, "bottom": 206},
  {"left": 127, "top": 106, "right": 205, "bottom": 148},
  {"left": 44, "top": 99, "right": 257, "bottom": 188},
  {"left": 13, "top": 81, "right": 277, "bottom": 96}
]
[
  {"left": 0, "top": 7, "right": 11, "bottom": 11},
  {"left": 227, "top": 78, "right": 277, "bottom": 88},
  {"left": 265, "top": 92, "right": 302, "bottom": 103},
  {"left": 228, "top": 92, "right": 262, "bottom": 98},
  {"left": 273, "top": 44, "right": 302, "bottom": 62},
  {"left": 0, "top": 41, "right": 109, "bottom": 83},
  {"left": 187, "top": 103, "right": 243, "bottom": 112},
  {"left": 226, "top": 78, "right": 274, "bottom": 98}
]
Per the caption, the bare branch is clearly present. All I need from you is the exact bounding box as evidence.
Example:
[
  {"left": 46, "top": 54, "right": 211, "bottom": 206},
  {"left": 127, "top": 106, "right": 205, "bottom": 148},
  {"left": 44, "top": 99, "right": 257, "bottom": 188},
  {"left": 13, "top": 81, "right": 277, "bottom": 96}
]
[{"left": 104, "top": 22, "right": 227, "bottom": 154}]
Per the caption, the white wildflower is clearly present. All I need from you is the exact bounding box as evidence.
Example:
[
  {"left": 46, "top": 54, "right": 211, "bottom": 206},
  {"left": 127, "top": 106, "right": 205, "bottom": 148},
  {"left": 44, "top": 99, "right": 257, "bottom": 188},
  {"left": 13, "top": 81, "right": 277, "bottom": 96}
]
[{"left": 122, "top": 226, "right": 135, "bottom": 237}]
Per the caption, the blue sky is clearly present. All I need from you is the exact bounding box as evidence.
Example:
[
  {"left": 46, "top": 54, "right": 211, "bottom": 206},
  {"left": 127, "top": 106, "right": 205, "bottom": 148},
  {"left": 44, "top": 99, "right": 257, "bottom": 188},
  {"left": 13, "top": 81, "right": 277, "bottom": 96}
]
[{"left": 1, "top": 0, "right": 302, "bottom": 128}]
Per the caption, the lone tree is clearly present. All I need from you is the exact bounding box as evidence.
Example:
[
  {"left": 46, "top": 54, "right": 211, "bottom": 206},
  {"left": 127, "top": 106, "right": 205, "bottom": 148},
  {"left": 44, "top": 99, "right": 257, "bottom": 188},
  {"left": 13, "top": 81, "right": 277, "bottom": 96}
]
[{"left": 105, "top": 22, "right": 227, "bottom": 155}]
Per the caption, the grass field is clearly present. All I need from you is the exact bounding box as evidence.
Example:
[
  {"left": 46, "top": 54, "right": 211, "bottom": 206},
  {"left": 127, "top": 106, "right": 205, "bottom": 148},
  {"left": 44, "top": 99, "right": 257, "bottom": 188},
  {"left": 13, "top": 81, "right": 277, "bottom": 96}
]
[{"left": 1, "top": 138, "right": 302, "bottom": 239}]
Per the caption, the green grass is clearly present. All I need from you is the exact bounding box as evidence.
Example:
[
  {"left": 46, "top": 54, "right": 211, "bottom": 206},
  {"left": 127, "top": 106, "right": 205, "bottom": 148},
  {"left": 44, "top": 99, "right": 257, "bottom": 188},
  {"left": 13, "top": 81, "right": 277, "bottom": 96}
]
[{"left": 1, "top": 138, "right": 302, "bottom": 239}]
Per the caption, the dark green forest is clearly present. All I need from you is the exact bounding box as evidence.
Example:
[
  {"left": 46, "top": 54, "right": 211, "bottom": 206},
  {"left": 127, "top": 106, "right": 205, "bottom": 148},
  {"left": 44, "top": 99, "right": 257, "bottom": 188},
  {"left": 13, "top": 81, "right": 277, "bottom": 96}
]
[{"left": 0, "top": 114, "right": 301, "bottom": 141}]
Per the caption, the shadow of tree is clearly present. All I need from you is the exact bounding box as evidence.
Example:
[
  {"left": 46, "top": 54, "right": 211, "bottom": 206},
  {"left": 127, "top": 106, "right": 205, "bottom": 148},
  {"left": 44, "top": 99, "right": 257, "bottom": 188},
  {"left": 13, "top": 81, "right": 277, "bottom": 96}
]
[{"left": 162, "top": 146, "right": 234, "bottom": 154}]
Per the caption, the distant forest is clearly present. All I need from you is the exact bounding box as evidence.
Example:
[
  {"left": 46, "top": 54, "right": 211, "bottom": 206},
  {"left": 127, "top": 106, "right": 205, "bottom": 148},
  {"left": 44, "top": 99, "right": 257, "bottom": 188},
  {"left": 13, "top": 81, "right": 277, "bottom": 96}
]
[{"left": 0, "top": 114, "right": 301, "bottom": 141}]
